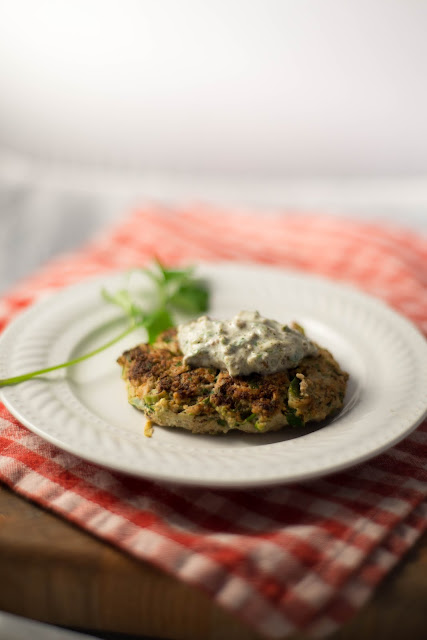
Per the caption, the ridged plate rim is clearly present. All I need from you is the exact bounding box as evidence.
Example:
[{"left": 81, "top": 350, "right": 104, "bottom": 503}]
[{"left": 0, "top": 263, "right": 426, "bottom": 488}]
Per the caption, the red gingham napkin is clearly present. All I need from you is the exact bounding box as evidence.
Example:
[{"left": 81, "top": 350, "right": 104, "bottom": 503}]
[{"left": 0, "top": 208, "right": 426, "bottom": 638}]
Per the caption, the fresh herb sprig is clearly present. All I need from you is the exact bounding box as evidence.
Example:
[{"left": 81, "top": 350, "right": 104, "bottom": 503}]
[{"left": 0, "top": 260, "right": 209, "bottom": 387}]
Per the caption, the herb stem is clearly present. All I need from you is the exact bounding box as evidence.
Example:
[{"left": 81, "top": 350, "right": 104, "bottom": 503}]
[
  {"left": 0, "top": 323, "right": 137, "bottom": 387},
  {"left": 0, "top": 260, "right": 209, "bottom": 388}
]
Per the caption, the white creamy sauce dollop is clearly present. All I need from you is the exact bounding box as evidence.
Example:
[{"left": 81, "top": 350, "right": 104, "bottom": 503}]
[{"left": 177, "top": 311, "right": 318, "bottom": 377}]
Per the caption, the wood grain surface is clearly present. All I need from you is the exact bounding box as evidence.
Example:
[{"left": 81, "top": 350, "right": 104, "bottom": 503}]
[{"left": 0, "top": 484, "right": 426, "bottom": 640}]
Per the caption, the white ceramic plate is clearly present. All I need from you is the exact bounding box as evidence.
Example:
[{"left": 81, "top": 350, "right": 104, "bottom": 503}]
[{"left": 1, "top": 263, "right": 426, "bottom": 488}]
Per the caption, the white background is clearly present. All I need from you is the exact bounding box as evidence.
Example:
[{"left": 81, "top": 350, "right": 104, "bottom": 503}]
[
  {"left": 0, "top": 0, "right": 426, "bottom": 293},
  {"left": 1, "top": 0, "right": 427, "bottom": 175}
]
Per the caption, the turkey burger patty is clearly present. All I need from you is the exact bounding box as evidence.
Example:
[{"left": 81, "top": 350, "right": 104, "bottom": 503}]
[{"left": 117, "top": 327, "right": 348, "bottom": 435}]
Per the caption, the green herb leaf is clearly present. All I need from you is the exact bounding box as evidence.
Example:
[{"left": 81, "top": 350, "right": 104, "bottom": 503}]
[
  {"left": 145, "top": 308, "right": 174, "bottom": 344},
  {"left": 285, "top": 408, "right": 304, "bottom": 428},
  {"left": 144, "top": 395, "right": 161, "bottom": 406},
  {"left": 155, "top": 259, "right": 194, "bottom": 284},
  {"left": 244, "top": 412, "right": 258, "bottom": 423},
  {"left": 289, "top": 376, "right": 300, "bottom": 398},
  {"left": 168, "top": 281, "right": 209, "bottom": 313}
]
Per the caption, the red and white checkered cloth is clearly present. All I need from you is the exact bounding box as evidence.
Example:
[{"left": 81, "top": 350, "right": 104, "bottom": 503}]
[{"left": 0, "top": 208, "right": 426, "bottom": 638}]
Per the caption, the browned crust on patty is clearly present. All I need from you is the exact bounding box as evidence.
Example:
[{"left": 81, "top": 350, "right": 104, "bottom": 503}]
[{"left": 118, "top": 328, "right": 348, "bottom": 434}]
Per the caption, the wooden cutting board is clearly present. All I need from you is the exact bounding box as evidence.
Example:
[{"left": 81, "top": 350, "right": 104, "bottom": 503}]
[{"left": 0, "top": 483, "right": 426, "bottom": 640}]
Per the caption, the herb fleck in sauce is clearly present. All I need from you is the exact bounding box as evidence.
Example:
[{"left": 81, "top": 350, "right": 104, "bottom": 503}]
[{"left": 177, "top": 311, "right": 317, "bottom": 376}]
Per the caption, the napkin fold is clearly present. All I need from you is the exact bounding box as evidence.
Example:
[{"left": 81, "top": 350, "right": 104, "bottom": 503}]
[{"left": 0, "top": 208, "right": 426, "bottom": 638}]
